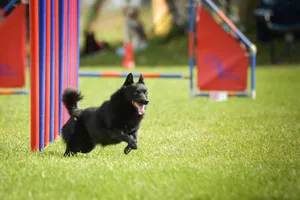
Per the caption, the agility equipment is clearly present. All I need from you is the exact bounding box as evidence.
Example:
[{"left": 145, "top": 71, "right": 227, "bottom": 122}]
[
  {"left": 189, "top": 0, "right": 256, "bottom": 99},
  {"left": 122, "top": 42, "right": 135, "bottom": 69},
  {"left": 79, "top": 72, "right": 188, "bottom": 79},
  {"left": 0, "top": 2, "right": 27, "bottom": 94},
  {"left": 30, "top": 0, "right": 80, "bottom": 151},
  {"left": 0, "top": 0, "right": 18, "bottom": 17},
  {"left": 0, "top": 90, "right": 29, "bottom": 95}
]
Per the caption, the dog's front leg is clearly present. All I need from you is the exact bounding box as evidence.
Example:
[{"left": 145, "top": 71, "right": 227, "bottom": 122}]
[
  {"left": 110, "top": 129, "right": 137, "bottom": 150},
  {"left": 124, "top": 132, "right": 138, "bottom": 155}
]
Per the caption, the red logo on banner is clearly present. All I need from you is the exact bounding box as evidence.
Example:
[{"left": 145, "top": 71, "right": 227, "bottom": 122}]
[
  {"left": 0, "top": 5, "right": 26, "bottom": 88},
  {"left": 196, "top": 7, "right": 248, "bottom": 91}
]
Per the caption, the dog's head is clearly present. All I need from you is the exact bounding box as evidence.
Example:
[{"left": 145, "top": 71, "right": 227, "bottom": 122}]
[{"left": 122, "top": 73, "right": 149, "bottom": 115}]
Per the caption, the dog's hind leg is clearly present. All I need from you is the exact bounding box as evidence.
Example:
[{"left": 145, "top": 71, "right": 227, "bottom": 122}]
[
  {"left": 63, "top": 149, "right": 71, "bottom": 157},
  {"left": 63, "top": 137, "right": 80, "bottom": 157},
  {"left": 63, "top": 146, "right": 78, "bottom": 157}
]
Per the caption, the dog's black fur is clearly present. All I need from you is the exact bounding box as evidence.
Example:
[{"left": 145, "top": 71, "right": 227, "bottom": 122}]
[{"left": 61, "top": 73, "right": 149, "bottom": 156}]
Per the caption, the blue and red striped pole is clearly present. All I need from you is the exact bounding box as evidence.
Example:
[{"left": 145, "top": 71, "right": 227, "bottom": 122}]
[
  {"left": 79, "top": 72, "right": 189, "bottom": 79},
  {"left": 0, "top": 90, "right": 29, "bottom": 95},
  {"left": 29, "top": 0, "right": 80, "bottom": 152}
]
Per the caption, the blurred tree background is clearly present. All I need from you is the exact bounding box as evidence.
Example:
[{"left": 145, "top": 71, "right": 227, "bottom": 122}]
[{"left": 79, "top": 0, "right": 300, "bottom": 67}]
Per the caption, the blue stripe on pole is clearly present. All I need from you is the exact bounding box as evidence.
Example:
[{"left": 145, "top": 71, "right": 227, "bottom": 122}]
[
  {"left": 58, "top": 0, "right": 65, "bottom": 132},
  {"left": 159, "top": 74, "right": 184, "bottom": 78},
  {"left": 188, "top": 0, "right": 194, "bottom": 32},
  {"left": 120, "top": 73, "right": 131, "bottom": 77},
  {"left": 195, "top": 93, "right": 248, "bottom": 97},
  {"left": 250, "top": 53, "right": 256, "bottom": 91},
  {"left": 13, "top": 90, "right": 30, "bottom": 95},
  {"left": 79, "top": 72, "right": 99, "bottom": 77},
  {"left": 3, "top": 0, "right": 18, "bottom": 13},
  {"left": 189, "top": 57, "right": 194, "bottom": 92},
  {"left": 195, "top": 93, "right": 209, "bottom": 97},
  {"left": 235, "top": 93, "right": 249, "bottom": 97},
  {"left": 189, "top": 0, "right": 195, "bottom": 95},
  {"left": 39, "top": 0, "right": 46, "bottom": 151},
  {"left": 234, "top": 29, "right": 252, "bottom": 49},
  {"left": 50, "top": 0, "right": 55, "bottom": 143},
  {"left": 202, "top": 0, "right": 219, "bottom": 13}
]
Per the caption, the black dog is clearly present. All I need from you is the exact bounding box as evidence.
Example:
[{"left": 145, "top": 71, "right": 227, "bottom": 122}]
[{"left": 61, "top": 73, "right": 149, "bottom": 156}]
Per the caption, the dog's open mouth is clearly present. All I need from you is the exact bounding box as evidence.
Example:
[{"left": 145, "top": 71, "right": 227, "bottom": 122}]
[{"left": 132, "top": 101, "right": 146, "bottom": 115}]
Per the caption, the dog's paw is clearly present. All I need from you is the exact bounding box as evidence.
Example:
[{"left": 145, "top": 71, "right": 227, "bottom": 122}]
[
  {"left": 63, "top": 151, "right": 77, "bottom": 157},
  {"left": 128, "top": 141, "right": 137, "bottom": 149},
  {"left": 124, "top": 145, "right": 132, "bottom": 155},
  {"left": 125, "top": 135, "right": 137, "bottom": 150}
]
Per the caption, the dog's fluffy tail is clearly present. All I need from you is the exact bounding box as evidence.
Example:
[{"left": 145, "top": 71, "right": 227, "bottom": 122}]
[{"left": 62, "top": 88, "right": 83, "bottom": 116}]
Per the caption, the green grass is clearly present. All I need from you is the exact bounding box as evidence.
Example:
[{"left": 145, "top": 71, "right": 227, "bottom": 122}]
[{"left": 0, "top": 65, "right": 300, "bottom": 200}]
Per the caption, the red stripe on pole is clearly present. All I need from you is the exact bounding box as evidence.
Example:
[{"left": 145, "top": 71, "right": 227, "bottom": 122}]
[
  {"left": 141, "top": 74, "right": 161, "bottom": 78},
  {"left": 30, "top": 0, "right": 40, "bottom": 151},
  {"left": 70, "top": 0, "right": 74, "bottom": 87},
  {"left": 74, "top": 0, "right": 78, "bottom": 88},
  {"left": 54, "top": 0, "right": 59, "bottom": 140},
  {"left": 101, "top": 72, "right": 124, "bottom": 77},
  {"left": 0, "top": 91, "right": 14, "bottom": 94},
  {"left": 44, "top": 0, "right": 51, "bottom": 148},
  {"left": 217, "top": 11, "right": 237, "bottom": 32},
  {"left": 189, "top": 32, "right": 194, "bottom": 58}
]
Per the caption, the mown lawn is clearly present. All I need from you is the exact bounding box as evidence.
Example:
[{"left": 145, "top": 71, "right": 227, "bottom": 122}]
[{"left": 0, "top": 65, "right": 299, "bottom": 200}]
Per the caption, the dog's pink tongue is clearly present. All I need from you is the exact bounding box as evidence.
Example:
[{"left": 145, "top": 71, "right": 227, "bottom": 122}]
[{"left": 136, "top": 103, "right": 145, "bottom": 115}]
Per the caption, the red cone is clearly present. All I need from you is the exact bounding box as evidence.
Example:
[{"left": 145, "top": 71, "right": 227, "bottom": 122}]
[{"left": 122, "top": 42, "right": 135, "bottom": 69}]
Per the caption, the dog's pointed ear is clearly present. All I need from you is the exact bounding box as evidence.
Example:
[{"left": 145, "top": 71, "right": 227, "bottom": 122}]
[
  {"left": 138, "top": 74, "right": 144, "bottom": 84},
  {"left": 123, "top": 73, "right": 134, "bottom": 86}
]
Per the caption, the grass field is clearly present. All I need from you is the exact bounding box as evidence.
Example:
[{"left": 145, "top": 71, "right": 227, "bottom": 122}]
[{"left": 0, "top": 65, "right": 300, "bottom": 200}]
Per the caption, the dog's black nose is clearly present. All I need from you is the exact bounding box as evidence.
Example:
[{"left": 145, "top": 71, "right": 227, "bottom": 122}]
[{"left": 139, "top": 99, "right": 149, "bottom": 105}]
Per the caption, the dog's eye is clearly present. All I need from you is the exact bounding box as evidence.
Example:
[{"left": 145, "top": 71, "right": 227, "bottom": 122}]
[{"left": 136, "top": 90, "right": 140, "bottom": 94}]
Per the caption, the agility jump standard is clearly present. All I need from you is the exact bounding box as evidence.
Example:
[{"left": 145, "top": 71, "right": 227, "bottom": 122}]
[
  {"left": 0, "top": 1, "right": 28, "bottom": 94},
  {"left": 30, "top": 0, "right": 80, "bottom": 151},
  {"left": 189, "top": 0, "right": 256, "bottom": 99}
]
